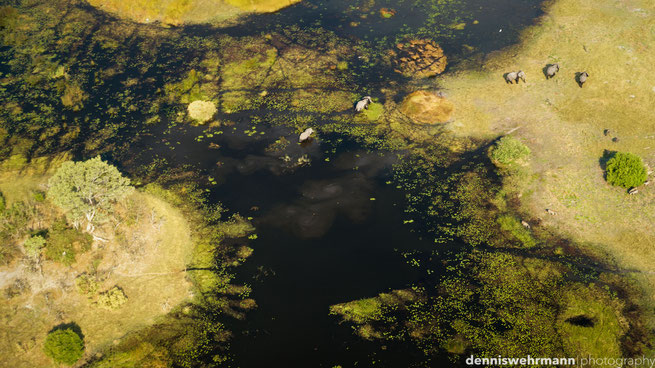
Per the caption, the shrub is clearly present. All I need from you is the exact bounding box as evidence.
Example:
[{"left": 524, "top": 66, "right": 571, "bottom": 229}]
[
  {"left": 24, "top": 235, "right": 46, "bottom": 259},
  {"left": 43, "top": 328, "right": 84, "bottom": 365},
  {"left": 605, "top": 152, "right": 647, "bottom": 188},
  {"left": 33, "top": 191, "right": 45, "bottom": 202},
  {"left": 187, "top": 100, "right": 217, "bottom": 123},
  {"left": 97, "top": 286, "right": 128, "bottom": 310},
  {"left": 75, "top": 274, "right": 100, "bottom": 297},
  {"left": 45, "top": 220, "right": 93, "bottom": 265},
  {"left": 490, "top": 136, "right": 531, "bottom": 166}
]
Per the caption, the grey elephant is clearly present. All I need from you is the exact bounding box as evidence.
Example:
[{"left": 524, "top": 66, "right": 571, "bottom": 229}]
[
  {"left": 355, "top": 96, "right": 372, "bottom": 112},
  {"left": 299, "top": 128, "right": 314, "bottom": 143},
  {"left": 577, "top": 71, "right": 588, "bottom": 87},
  {"left": 505, "top": 71, "right": 518, "bottom": 84},
  {"left": 517, "top": 70, "right": 526, "bottom": 83},
  {"left": 545, "top": 63, "right": 559, "bottom": 79}
]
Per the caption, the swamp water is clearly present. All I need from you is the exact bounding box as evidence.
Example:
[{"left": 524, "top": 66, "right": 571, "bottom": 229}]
[
  {"left": 0, "top": 0, "right": 555, "bottom": 365},
  {"left": 125, "top": 0, "right": 546, "bottom": 364}
]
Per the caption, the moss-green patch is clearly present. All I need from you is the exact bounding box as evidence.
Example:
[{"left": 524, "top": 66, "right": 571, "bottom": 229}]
[
  {"left": 360, "top": 102, "right": 384, "bottom": 121},
  {"left": 557, "top": 284, "right": 627, "bottom": 359},
  {"left": 497, "top": 214, "right": 536, "bottom": 247},
  {"left": 165, "top": 69, "right": 205, "bottom": 104}
]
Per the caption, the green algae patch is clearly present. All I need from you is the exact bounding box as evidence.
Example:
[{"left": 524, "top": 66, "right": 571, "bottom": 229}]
[
  {"left": 399, "top": 91, "right": 454, "bottom": 124},
  {"left": 358, "top": 102, "right": 384, "bottom": 122},
  {"left": 557, "top": 284, "right": 628, "bottom": 359}
]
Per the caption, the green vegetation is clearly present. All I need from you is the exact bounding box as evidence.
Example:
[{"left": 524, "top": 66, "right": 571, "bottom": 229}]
[
  {"left": 361, "top": 102, "right": 384, "bottom": 121},
  {"left": 44, "top": 220, "right": 93, "bottom": 265},
  {"left": 47, "top": 157, "right": 132, "bottom": 233},
  {"left": 97, "top": 286, "right": 128, "bottom": 310},
  {"left": 490, "top": 136, "right": 531, "bottom": 166},
  {"left": 497, "top": 214, "right": 536, "bottom": 247},
  {"left": 43, "top": 328, "right": 85, "bottom": 365},
  {"left": 605, "top": 152, "right": 647, "bottom": 188},
  {"left": 0, "top": 191, "right": 5, "bottom": 212},
  {"left": 75, "top": 274, "right": 100, "bottom": 297},
  {"left": 23, "top": 235, "right": 45, "bottom": 259}
]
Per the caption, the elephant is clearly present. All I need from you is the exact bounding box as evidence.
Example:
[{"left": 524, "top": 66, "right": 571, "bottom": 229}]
[
  {"left": 577, "top": 71, "right": 588, "bottom": 87},
  {"left": 545, "top": 63, "right": 559, "bottom": 79},
  {"left": 517, "top": 70, "right": 526, "bottom": 83},
  {"left": 505, "top": 71, "right": 518, "bottom": 84},
  {"left": 299, "top": 128, "right": 314, "bottom": 143},
  {"left": 355, "top": 96, "right": 372, "bottom": 112}
]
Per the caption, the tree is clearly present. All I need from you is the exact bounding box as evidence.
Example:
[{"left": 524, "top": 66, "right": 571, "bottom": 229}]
[
  {"left": 43, "top": 328, "right": 84, "bottom": 365},
  {"left": 47, "top": 157, "right": 132, "bottom": 233},
  {"left": 24, "top": 235, "right": 45, "bottom": 259},
  {"left": 605, "top": 152, "right": 647, "bottom": 188}
]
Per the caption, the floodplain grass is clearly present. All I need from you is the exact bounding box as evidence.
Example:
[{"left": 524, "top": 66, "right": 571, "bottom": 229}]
[
  {"left": 0, "top": 160, "right": 195, "bottom": 367},
  {"left": 439, "top": 0, "right": 655, "bottom": 327},
  {"left": 86, "top": 0, "right": 301, "bottom": 25}
]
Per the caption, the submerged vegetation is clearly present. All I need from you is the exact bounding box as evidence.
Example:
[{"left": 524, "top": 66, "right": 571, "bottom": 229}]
[{"left": 1, "top": 0, "right": 653, "bottom": 366}]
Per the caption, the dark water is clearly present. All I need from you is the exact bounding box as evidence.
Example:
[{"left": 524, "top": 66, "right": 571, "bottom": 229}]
[
  {"left": 137, "top": 121, "right": 440, "bottom": 367},
  {"left": 126, "top": 0, "right": 546, "bottom": 366}
]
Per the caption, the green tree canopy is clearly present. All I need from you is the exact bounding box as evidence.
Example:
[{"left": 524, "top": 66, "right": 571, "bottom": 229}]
[
  {"left": 47, "top": 157, "right": 132, "bottom": 232},
  {"left": 24, "top": 235, "right": 46, "bottom": 259},
  {"left": 605, "top": 152, "right": 647, "bottom": 188},
  {"left": 43, "top": 328, "right": 84, "bottom": 365}
]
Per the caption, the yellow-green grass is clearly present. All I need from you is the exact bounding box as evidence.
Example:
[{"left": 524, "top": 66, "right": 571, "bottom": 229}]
[
  {"left": 0, "top": 160, "right": 194, "bottom": 367},
  {"left": 86, "top": 0, "right": 301, "bottom": 25},
  {"left": 435, "top": 0, "right": 655, "bottom": 326},
  {"left": 556, "top": 284, "right": 627, "bottom": 359}
]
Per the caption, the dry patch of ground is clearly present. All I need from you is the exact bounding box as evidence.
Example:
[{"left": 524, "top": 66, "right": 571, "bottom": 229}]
[
  {"left": 438, "top": 0, "right": 655, "bottom": 323},
  {"left": 0, "top": 165, "right": 194, "bottom": 367}
]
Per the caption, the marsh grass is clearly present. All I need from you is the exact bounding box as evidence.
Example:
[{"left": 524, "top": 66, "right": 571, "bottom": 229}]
[{"left": 439, "top": 0, "right": 655, "bottom": 326}]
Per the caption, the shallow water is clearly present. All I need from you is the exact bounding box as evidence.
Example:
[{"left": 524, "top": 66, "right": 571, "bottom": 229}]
[{"left": 125, "top": 0, "right": 546, "bottom": 365}]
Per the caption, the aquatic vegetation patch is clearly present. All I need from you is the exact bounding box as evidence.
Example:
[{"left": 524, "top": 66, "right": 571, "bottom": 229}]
[
  {"left": 331, "top": 250, "right": 629, "bottom": 362},
  {"left": 496, "top": 214, "right": 536, "bottom": 247},
  {"left": 388, "top": 39, "right": 447, "bottom": 78},
  {"left": 398, "top": 90, "right": 454, "bottom": 124}
]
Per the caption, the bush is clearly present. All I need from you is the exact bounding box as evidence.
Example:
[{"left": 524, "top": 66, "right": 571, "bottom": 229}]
[
  {"left": 605, "top": 152, "right": 648, "bottom": 188},
  {"left": 24, "top": 235, "right": 46, "bottom": 258},
  {"left": 43, "top": 328, "right": 84, "bottom": 365},
  {"left": 490, "top": 136, "right": 531, "bottom": 166},
  {"left": 97, "top": 286, "right": 128, "bottom": 310},
  {"left": 75, "top": 274, "right": 100, "bottom": 297},
  {"left": 45, "top": 220, "right": 93, "bottom": 265}
]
